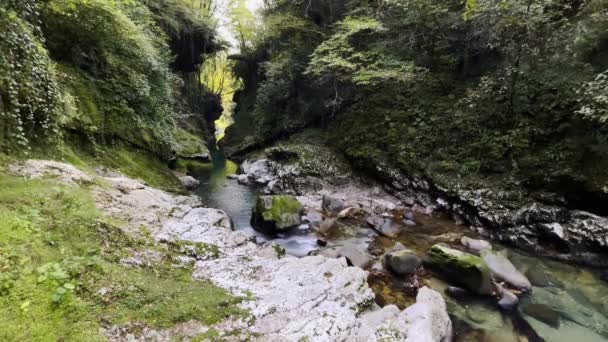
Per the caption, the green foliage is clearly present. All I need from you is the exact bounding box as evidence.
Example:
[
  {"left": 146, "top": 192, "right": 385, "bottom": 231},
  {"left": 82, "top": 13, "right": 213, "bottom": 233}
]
[
  {"left": 224, "top": 0, "right": 608, "bottom": 204},
  {"left": 0, "top": 6, "right": 62, "bottom": 153},
  {"left": 2, "top": 0, "right": 222, "bottom": 161},
  {"left": 306, "top": 16, "right": 415, "bottom": 86},
  {"left": 577, "top": 70, "right": 608, "bottom": 126},
  {"left": 42, "top": 0, "right": 176, "bottom": 155}
]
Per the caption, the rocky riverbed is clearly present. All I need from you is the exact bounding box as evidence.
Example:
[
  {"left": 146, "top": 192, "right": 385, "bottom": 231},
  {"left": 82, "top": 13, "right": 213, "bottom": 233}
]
[{"left": 229, "top": 142, "right": 608, "bottom": 342}]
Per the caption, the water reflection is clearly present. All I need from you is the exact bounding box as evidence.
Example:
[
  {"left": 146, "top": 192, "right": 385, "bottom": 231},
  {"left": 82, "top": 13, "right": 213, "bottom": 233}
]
[{"left": 190, "top": 147, "right": 257, "bottom": 236}]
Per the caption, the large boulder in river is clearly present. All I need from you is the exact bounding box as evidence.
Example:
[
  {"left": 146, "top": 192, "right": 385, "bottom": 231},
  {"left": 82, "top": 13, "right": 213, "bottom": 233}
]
[
  {"left": 322, "top": 194, "right": 345, "bottom": 216},
  {"left": 251, "top": 195, "right": 304, "bottom": 233},
  {"left": 385, "top": 249, "right": 422, "bottom": 275},
  {"left": 480, "top": 250, "right": 532, "bottom": 292},
  {"left": 424, "top": 244, "right": 493, "bottom": 295}
]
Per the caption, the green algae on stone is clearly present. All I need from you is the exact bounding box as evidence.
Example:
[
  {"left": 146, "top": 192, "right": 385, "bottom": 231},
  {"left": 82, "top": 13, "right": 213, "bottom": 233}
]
[
  {"left": 251, "top": 195, "right": 303, "bottom": 233},
  {"left": 424, "top": 244, "right": 493, "bottom": 295}
]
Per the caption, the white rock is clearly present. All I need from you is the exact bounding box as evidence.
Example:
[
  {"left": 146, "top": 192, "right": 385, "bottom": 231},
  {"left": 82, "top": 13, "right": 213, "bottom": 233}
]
[
  {"left": 237, "top": 174, "right": 250, "bottom": 185},
  {"left": 179, "top": 175, "right": 199, "bottom": 189},
  {"left": 10, "top": 159, "right": 94, "bottom": 185}
]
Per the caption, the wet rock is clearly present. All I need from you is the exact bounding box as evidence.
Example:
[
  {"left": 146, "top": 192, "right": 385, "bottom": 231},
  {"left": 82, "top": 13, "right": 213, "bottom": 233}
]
[
  {"left": 178, "top": 175, "right": 199, "bottom": 189},
  {"left": 495, "top": 283, "right": 519, "bottom": 311},
  {"left": 237, "top": 174, "right": 250, "bottom": 185},
  {"left": 366, "top": 216, "right": 402, "bottom": 238},
  {"left": 523, "top": 304, "right": 560, "bottom": 328},
  {"left": 337, "top": 207, "right": 365, "bottom": 219},
  {"left": 404, "top": 211, "right": 414, "bottom": 220},
  {"left": 529, "top": 287, "right": 608, "bottom": 335},
  {"left": 317, "top": 218, "right": 338, "bottom": 236},
  {"left": 525, "top": 269, "right": 551, "bottom": 287},
  {"left": 251, "top": 195, "right": 304, "bottom": 233},
  {"left": 403, "top": 219, "right": 417, "bottom": 226},
  {"left": 316, "top": 239, "right": 327, "bottom": 247},
  {"left": 226, "top": 174, "right": 238, "bottom": 179},
  {"left": 445, "top": 286, "right": 470, "bottom": 298},
  {"left": 481, "top": 250, "right": 532, "bottom": 292},
  {"left": 322, "top": 194, "right": 345, "bottom": 216},
  {"left": 424, "top": 244, "right": 493, "bottom": 295},
  {"left": 322, "top": 244, "right": 372, "bottom": 269},
  {"left": 461, "top": 236, "right": 492, "bottom": 254},
  {"left": 339, "top": 244, "right": 372, "bottom": 269},
  {"left": 384, "top": 249, "right": 421, "bottom": 275}
]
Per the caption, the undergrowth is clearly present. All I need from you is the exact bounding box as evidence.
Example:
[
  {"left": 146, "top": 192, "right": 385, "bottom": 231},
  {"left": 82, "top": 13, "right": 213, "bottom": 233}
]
[{"left": 0, "top": 168, "right": 245, "bottom": 341}]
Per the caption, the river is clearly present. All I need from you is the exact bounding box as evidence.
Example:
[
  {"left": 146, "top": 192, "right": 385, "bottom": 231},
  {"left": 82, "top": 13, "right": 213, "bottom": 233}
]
[{"left": 188, "top": 149, "right": 608, "bottom": 342}]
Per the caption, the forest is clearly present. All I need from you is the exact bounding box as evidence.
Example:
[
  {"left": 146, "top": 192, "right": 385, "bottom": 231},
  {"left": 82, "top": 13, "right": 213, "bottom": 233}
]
[{"left": 1, "top": 0, "right": 607, "bottom": 341}]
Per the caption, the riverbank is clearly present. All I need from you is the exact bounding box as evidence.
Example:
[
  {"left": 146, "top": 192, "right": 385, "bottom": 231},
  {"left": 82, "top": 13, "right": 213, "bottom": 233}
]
[{"left": 1, "top": 157, "right": 452, "bottom": 341}]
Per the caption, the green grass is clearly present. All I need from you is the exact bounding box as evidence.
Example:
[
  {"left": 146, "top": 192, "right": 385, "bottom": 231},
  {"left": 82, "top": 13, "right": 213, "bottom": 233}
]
[
  {"left": 55, "top": 143, "right": 182, "bottom": 191},
  {"left": 0, "top": 171, "right": 246, "bottom": 341}
]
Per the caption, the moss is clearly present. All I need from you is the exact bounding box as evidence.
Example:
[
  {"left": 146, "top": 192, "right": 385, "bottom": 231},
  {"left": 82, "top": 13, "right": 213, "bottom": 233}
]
[
  {"left": 425, "top": 244, "right": 493, "bottom": 295},
  {"left": 253, "top": 195, "right": 303, "bottom": 231},
  {"left": 173, "top": 128, "right": 210, "bottom": 159},
  {"left": 175, "top": 158, "right": 213, "bottom": 174},
  {"left": 87, "top": 264, "right": 245, "bottom": 329}
]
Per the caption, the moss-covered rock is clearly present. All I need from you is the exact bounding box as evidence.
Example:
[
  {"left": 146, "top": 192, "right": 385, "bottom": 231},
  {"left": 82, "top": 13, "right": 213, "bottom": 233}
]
[
  {"left": 424, "top": 244, "right": 493, "bottom": 295},
  {"left": 251, "top": 195, "right": 303, "bottom": 233}
]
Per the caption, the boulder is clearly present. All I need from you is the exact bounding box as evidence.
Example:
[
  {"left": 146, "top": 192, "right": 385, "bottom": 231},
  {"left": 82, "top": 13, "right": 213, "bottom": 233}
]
[
  {"left": 522, "top": 303, "right": 560, "bottom": 328},
  {"left": 251, "top": 195, "right": 304, "bottom": 233},
  {"left": 242, "top": 159, "right": 273, "bottom": 184},
  {"left": 424, "top": 244, "right": 494, "bottom": 295},
  {"left": 392, "top": 287, "right": 453, "bottom": 342},
  {"left": 481, "top": 250, "right": 532, "bottom": 292},
  {"left": 384, "top": 249, "right": 422, "bottom": 275},
  {"left": 237, "top": 174, "right": 250, "bottom": 185},
  {"left": 322, "top": 194, "right": 345, "bottom": 216},
  {"left": 525, "top": 269, "right": 551, "bottom": 287},
  {"left": 178, "top": 175, "right": 200, "bottom": 189},
  {"left": 461, "top": 236, "right": 492, "bottom": 254},
  {"left": 321, "top": 244, "right": 372, "bottom": 269}
]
